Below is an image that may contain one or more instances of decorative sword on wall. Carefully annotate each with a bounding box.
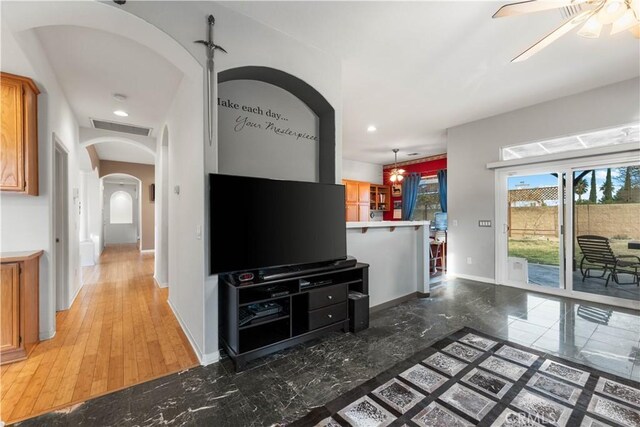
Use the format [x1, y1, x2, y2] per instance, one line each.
[195, 15, 227, 147]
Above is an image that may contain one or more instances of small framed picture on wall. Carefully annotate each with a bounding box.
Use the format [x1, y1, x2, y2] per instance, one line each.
[392, 184, 402, 197]
[393, 200, 402, 219]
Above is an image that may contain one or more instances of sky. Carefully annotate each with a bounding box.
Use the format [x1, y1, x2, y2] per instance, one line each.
[507, 168, 623, 201]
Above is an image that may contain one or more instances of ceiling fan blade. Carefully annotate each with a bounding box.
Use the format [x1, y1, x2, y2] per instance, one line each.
[512, 9, 593, 62]
[493, 0, 586, 18]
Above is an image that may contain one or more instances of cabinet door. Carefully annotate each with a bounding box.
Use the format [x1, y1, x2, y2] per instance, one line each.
[344, 181, 359, 203]
[358, 204, 370, 221]
[345, 204, 358, 222]
[0, 78, 25, 191]
[358, 182, 370, 203]
[0, 263, 20, 353]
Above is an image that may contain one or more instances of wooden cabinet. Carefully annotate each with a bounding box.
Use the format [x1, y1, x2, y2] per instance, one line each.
[370, 184, 391, 212]
[342, 180, 370, 221]
[0, 250, 42, 365]
[1, 72, 40, 195]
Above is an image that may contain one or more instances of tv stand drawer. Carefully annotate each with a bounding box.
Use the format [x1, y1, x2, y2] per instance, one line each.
[308, 283, 348, 310]
[308, 302, 347, 330]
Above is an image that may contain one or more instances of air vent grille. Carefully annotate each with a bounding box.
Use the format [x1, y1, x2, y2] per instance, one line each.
[91, 118, 152, 136]
[560, 3, 587, 19]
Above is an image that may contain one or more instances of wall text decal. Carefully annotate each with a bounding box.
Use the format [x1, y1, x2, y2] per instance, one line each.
[219, 97, 318, 142]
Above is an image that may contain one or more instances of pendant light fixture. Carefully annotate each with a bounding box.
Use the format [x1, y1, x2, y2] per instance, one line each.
[389, 149, 405, 183]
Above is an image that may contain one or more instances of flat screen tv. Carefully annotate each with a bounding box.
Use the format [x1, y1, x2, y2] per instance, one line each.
[209, 174, 347, 274]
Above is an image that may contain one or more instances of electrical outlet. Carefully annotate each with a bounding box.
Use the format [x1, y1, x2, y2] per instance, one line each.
[452, 219, 458, 227]
[196, 225, 202, 240]
[467, 257, 473, 265]
[478, 220, 492, 227]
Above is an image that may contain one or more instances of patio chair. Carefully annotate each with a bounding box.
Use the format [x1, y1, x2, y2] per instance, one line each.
[576, 235, 640, 287]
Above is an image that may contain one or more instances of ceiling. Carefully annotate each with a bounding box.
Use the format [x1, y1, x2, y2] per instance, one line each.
[222, 1, 640, 164]
[92, 141, 155, 165]
[34, 25, 183, 137]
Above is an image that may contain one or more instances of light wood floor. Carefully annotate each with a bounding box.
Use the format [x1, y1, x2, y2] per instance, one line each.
[0, 244, 198, 424]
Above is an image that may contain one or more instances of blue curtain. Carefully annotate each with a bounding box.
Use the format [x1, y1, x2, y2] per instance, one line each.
[401, 173, 420, 220]
[438, 169, 447, 213]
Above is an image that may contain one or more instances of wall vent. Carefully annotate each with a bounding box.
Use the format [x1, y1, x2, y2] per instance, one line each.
[90, 118, 152, 137]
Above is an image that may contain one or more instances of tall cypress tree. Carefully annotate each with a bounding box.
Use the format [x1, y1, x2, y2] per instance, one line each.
[589, 170, 597, 203]
[600, 168, 613, 203]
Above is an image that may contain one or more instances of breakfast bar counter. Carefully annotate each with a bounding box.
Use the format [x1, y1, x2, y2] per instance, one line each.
[346, 221, 430, 309]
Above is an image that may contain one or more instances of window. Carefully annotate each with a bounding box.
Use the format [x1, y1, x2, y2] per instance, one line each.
[110, 191, 133, 224]
[412, 176, 441, 222]
[500, 123, 639, 161]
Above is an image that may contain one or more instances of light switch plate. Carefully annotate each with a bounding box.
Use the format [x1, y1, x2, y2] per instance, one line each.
[478, 220, 492, 227]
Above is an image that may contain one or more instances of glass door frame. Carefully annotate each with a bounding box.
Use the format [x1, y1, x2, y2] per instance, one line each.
[496, 166, 566, 291]
[495, 151, 640, 310]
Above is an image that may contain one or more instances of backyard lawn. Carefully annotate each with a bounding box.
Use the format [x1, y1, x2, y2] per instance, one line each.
[508, 237, 637, 266]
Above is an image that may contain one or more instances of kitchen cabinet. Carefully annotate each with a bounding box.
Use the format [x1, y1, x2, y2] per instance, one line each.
[1, 72, 40, 195]
[342, 180, 370, 221]
[0, 250, 42, 364]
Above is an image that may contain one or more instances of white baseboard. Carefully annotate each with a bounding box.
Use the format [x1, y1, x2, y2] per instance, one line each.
[201, 350, 220, 366]
[67, 282, 83, 309]
[140, 249, 155, 254]
[39, 329, 56, 340]
[167, 298, 206, 365]
[449, 273, 496, 285]
[153, 277, 168, 288]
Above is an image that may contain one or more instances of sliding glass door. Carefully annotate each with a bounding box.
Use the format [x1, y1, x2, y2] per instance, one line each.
[502, 171, 565, 289]
[497, 158, 639, 308]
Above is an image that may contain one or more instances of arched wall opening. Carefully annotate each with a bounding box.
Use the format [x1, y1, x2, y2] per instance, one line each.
[218, 66, 336, 184]
[100, 173, 142, 250]
[1, 0, 204, 349]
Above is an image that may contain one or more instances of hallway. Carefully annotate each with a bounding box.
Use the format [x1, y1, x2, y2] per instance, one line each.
[0, 245, 198, 424]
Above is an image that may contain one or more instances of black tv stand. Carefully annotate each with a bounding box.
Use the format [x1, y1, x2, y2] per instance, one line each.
[219, 262, 369, 371]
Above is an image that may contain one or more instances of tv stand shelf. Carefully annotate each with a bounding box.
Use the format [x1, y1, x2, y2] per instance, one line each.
[219, 263, 369, 371]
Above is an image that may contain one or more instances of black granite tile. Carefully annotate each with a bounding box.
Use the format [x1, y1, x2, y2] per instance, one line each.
[16, 279, 640, 427]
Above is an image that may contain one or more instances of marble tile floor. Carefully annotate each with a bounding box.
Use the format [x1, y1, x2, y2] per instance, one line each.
[15, 278, 640, 426]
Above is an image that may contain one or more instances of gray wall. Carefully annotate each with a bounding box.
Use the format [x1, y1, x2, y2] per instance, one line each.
[218, 79, 319, 182]
[447, 77, 640, 281]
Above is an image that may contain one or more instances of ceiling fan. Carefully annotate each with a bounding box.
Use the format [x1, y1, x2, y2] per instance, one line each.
[494, 0, 640, 62]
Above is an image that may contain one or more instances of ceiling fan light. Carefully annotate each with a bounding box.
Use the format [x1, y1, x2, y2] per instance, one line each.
[390, 174, 397, 183]
[397, 175, 404, 182]
[597, 0, 626, 24]
[578, 15, 603, 38]
[611, 8, 639, 34]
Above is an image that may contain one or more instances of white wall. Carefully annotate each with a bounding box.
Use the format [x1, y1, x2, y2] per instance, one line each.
[447, 77, 640, 282]
[342, 159, 383, 184]
[118, 1, 343, 364]
[103, 183, 139, 245]
[0, 24, 85, 338]
[84, 169, 103, 259]
[218, 80, 320, 182]
[154, 140, 169, 287]
[162, 74, 207, 361]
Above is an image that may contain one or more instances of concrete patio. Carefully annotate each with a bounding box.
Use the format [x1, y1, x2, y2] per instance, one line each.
[528, 263, 640, 302]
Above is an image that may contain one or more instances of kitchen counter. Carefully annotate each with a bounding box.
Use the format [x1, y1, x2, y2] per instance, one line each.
[347, 220, 429, 229]
[346, 221, 430, 308]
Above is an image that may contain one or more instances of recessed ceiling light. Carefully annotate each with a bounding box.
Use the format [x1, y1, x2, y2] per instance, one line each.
[367, 125, 377, 133]
[113, 110, 128, 117]
[113, 93, 127, 102]
[407, 152, 420, 156]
